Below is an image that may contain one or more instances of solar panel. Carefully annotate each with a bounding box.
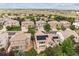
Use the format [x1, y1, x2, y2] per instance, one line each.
[37, 35, 48, 40]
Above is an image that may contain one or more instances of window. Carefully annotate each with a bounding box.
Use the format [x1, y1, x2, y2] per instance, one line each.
[53, 36, 58, 39]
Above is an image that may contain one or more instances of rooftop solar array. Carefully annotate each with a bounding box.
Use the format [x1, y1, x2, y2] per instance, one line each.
[37, 35, 48, 40]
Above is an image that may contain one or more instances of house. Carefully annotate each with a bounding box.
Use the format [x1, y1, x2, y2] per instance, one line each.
[8, 32, 31, 52]
[21, 20, 34, 32]
[73, 22, 79, 29]
[0, 26, 9, 49]
[4, 18, 20, 27]
[40, 17, 48, 21]
[57, 29, 79, 43]
[36, 20, 46, 31]
[60, 21, 71, 28]
[48, 20, 71, 30]
[48, 21, 59, 30]
[34, 30, 60, 53]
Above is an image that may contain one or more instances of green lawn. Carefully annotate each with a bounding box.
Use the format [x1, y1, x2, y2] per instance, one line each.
[6, 26, 21, 31]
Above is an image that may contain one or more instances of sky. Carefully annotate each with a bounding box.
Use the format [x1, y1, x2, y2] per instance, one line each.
[0, 3, 79, 10]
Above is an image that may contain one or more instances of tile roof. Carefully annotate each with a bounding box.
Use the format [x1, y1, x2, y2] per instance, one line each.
[10, 32, 31, 42]
[61, 29, 79, 42]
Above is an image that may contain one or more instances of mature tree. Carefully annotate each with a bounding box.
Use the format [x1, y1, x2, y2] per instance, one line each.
[8, 13, 11, 16]
[43, 47, 55, 56]
[67, 17, 75, 24]
[54, 15, 66, 22]
[41, 14, 45, 17]
[15, 50, 24, 56]
[61, 36, 76, 56]
[52, 46, 63, 56]
[15, 17, 25, 26]
[24, 48, 37, 56]
[70, 25, 76, 30]
[48, 14, 52, 19]
[28, 26, 36, 36]
[6, 26, 11, 30]
[11, 49, 25, 56]
[1, 13, 5, 17]
[74, 43, 79, 55]
[0, 48, 5, 52]
[44, 23, 51, 32]
[36, 17, 40, 21]
[37, 53, 47, 56]
[30, 16, 36, 24]
[13, 13, 18, 16]
[61, 25, 66, 31]
[56, 24, 61, 30]
[43, 46, 63, 56]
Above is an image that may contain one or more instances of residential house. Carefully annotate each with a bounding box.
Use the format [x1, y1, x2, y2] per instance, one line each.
[0, 26, 9, 49]
[8, 31, 18, 39]
[8, 32, 31, 52]
[4, 18, 20, 27]
[21, 20, 34, 32]
[73, 22, 79, 29]
[60, 21, 71, 28]
[34, 30, 60, 53]
[48, 20, 71, 30]
[57, 28, 79, 43]
[36, 20, 46, 31]
[48, 21, 59, 30]
[40, 17, 48, 21]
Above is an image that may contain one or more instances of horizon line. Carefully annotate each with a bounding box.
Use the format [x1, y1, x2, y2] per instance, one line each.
[0, 3, 79, 10]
